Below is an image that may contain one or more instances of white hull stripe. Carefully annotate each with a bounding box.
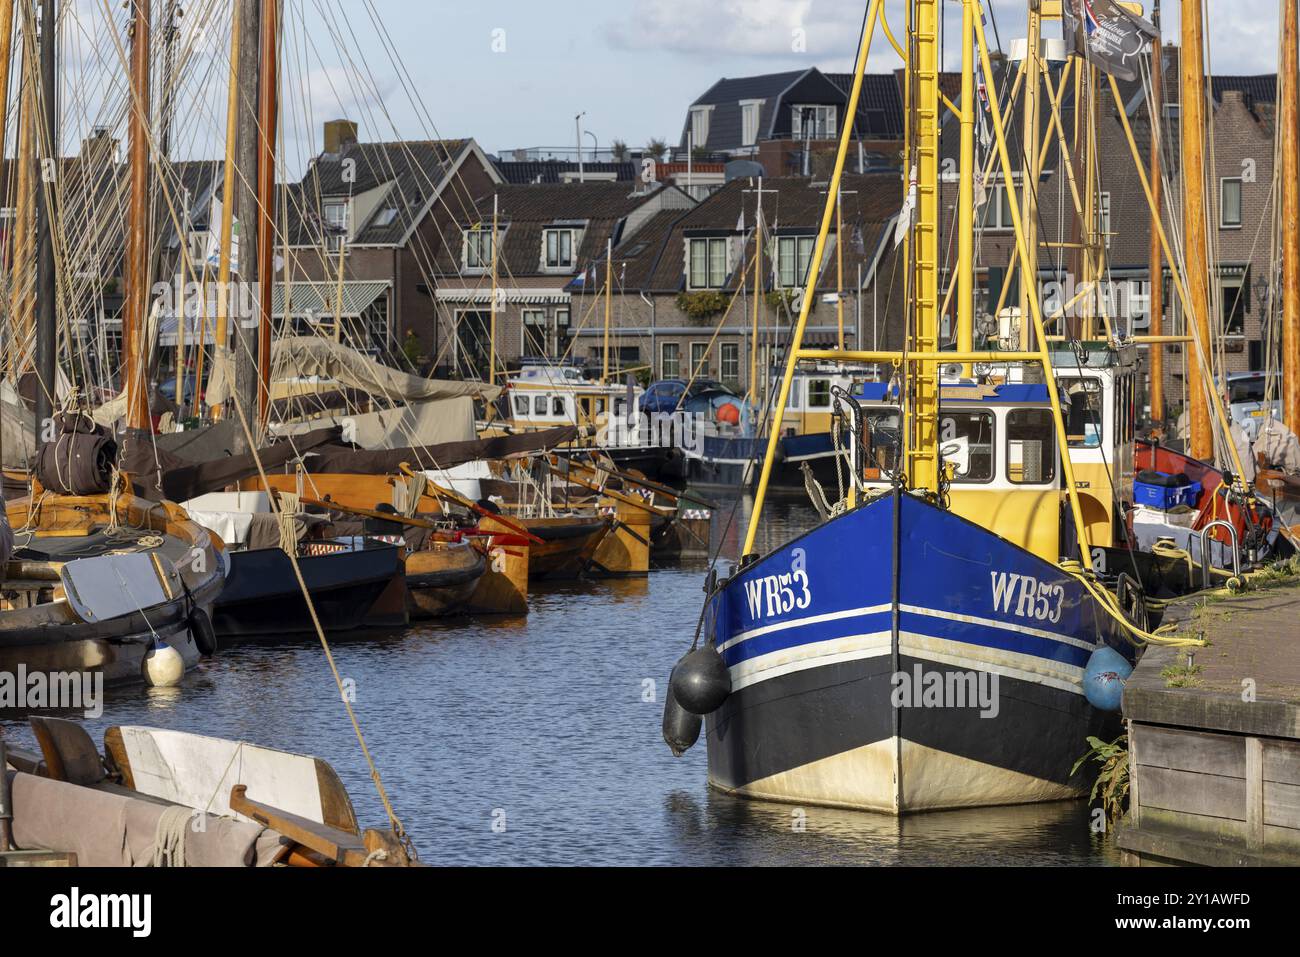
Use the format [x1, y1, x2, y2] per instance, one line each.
[721, 604, 891, 652]
[899, 604, 1098, 653]
[728, 629, 1085, 697]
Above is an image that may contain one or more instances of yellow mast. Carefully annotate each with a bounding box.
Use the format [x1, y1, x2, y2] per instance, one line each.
[749, 192, 762, 402]
[956, 0, 976, 368]
[1148, 1, 1164, 428]
[602, 237, 612, 381]
[212, 1, 240, 420]
[1283, 0, 1300, 430]
[835, 187, 846, 350]
[741, 0, 882, 557]
[1181, 0, 1213, 460]
[489, 192, 498, 384]
[907, 0, 941, 493]
[1018, 2, 1043, 348]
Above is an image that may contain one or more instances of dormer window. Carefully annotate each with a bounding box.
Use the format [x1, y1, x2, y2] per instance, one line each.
[323, 199, 349, 252]
[792, 104, 837, 140]
[739, 99, 765, 147]
[463, 226, 494, 270]
[544, 228, 576, 270]
[689, 105, 713, 149]
[776, 235, 815, 289]
[687, 236, 728, 289]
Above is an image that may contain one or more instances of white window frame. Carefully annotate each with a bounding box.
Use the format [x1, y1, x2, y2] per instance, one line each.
[690, 342, 709, 378]
[1220, 177, 1243, 229]
[521, 309, 547, 354]
[323, 199, 349, 252]
[1098, 191, 1111, 249]
[720, 342, 740, 386]
[687, 237, 729, 289]
[689, 105, 714, 150]
[739, 99, 765, 147]
[543, 228, 576, 270]
[776, 235, 815, 289]
[463, 227, 494, 270]
[660, 342, 682, 379]
[792, 104, 837, 141]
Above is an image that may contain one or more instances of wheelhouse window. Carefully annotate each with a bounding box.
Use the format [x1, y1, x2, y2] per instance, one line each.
[512, 394, 529, 417]
[939, 411, 994, 483]
[865, 409, 901, 474]
[1006, 408, 1057, 485]
[1061, 378, 1103, 448]
[544, 228, 576, 269]
[687, 237, 728, 289]
[464, 227, 493, 269]
[806, 377, 832, 410]
[1220, 177, 1243, 228]
[776, 235, 815, 289]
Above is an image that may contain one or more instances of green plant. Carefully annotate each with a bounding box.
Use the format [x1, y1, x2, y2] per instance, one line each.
[610, 139, 629, 163]
[1071, 733, 1129, 824]
[765, 289, 802, 314]
[1160, 650, 1204, 688]
[675, 290, 731, 321]
[645, 138, 669, 162]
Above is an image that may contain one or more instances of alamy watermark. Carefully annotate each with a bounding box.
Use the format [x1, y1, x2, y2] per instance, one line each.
[891, 664, 1000, 719]
[0, 667, 104, 718]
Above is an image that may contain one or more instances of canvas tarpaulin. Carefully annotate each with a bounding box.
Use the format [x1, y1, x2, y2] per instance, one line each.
[205, 335, 502, 407]
[1, 379, 35, 469]
[270, 396, 477, 448]
[297, 425, 579, 475]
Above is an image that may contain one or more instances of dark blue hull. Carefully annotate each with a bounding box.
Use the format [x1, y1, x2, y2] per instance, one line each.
[704, 490, 1127, 812]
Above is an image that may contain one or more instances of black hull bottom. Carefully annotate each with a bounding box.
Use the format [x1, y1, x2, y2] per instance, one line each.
[706, 653, 1118, 814]
[213, 545, 402, 640]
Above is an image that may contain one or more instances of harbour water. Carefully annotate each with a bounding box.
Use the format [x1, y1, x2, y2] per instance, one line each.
[1, 497, 1117, 866]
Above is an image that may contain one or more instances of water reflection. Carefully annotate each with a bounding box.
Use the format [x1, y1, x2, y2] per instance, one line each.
[0, 492, 1114, 865]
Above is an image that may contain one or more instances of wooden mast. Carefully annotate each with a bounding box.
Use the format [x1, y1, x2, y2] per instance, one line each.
[1181, 0, 1213, 461]
[1018, 2, 1043, 350]
[488, 192, 497, 383]
[9, 2, 31, 383]
[1148, 0, 1164, 429]
[123, 0, 152, 431]
[33, 0, 56, 434]
[1283, 0, 1300, 430]
[602, 237, 612, 381]
[210, 0, 240, 421]
[255, 0, 278, 429]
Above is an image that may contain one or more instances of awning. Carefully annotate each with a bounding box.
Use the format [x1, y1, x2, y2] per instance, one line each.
[272, 280, 391, 319]
[435, 286, 571, 305]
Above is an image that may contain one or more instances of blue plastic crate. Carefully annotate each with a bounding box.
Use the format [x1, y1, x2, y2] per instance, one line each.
[1133, 478, 1200, 510]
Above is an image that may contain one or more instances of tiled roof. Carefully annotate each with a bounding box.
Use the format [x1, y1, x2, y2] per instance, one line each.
[681, 70, 809, 152]
[824, 73, 906, 139]
[640, 173, 902, 293]
[494, 160, 637, 184]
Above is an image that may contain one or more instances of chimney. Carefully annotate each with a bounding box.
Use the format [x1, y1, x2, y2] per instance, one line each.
[80, 126, 120, 166]
[323, 119, 359, 155]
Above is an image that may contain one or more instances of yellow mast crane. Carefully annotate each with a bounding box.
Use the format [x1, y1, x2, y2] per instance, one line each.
[907, 0, 942, 494]
[956, 0, 976, 372]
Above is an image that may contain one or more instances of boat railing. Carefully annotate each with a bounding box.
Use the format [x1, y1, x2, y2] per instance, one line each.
[1197, 520, 1242, 590]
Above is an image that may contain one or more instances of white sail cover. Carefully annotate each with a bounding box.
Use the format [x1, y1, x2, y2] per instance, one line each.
[205, 336, 502, 407]
[1, 379, 35, 469]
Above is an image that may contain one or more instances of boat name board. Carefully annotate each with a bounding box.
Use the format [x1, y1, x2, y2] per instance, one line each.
[742, 548, 812, 620]
[989, 571, 1065, 625]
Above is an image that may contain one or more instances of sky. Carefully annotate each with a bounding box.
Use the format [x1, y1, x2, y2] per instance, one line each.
[313, 0, 1285, 158]
[46, 0, 1291, 171]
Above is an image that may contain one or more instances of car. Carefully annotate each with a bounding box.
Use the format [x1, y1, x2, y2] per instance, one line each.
[1226, 371, 1281, 440]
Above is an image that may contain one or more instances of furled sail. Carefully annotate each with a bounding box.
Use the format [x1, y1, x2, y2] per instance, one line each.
[204, 336, 503, 408]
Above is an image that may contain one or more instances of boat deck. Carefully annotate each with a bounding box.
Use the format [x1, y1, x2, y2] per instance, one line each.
[1117, 576, 1300, 865]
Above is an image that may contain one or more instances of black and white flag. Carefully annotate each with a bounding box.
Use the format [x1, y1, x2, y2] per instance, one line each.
[1061, 0, 1159, 82]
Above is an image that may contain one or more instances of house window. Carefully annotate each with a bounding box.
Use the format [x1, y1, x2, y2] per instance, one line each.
[720, 342, 739, 386]
[464, 228, 494, 269]
[689, 106, 712, 149]
[687, 237, 728, 289]
[740, 99, 764, 147]
[792, 104, 837, 140]
[522, 309, 547, 355]
[979, 183, 1015, 231]
[776, 235, 815, 289]
[1220, 268, 1249, 336]
[1098, 192, 1111, 249]
[544, 229, 575, 269]
[323, 199, 348, 251]
[690, 342, 709, 378]
[1220, 177, 1243, 228]
[661, 342, 681, 379]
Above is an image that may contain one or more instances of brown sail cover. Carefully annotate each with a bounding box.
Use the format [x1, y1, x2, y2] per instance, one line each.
[122, 424, 578, 501]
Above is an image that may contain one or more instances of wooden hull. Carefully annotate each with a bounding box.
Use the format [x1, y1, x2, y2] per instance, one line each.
[588, 502, 652, 577]
[213, 542, 404, 639]
[521, 516, 611, 580]
[1, 489, 226, 687]
[405, 542, 486, 618]
[463, 518, 530, 615]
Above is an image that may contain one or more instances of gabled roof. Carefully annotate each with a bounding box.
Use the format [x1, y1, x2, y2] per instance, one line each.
[639, 173, 901, 293]
[680, 69, 809, 152]
[824, 73, 907, 139]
